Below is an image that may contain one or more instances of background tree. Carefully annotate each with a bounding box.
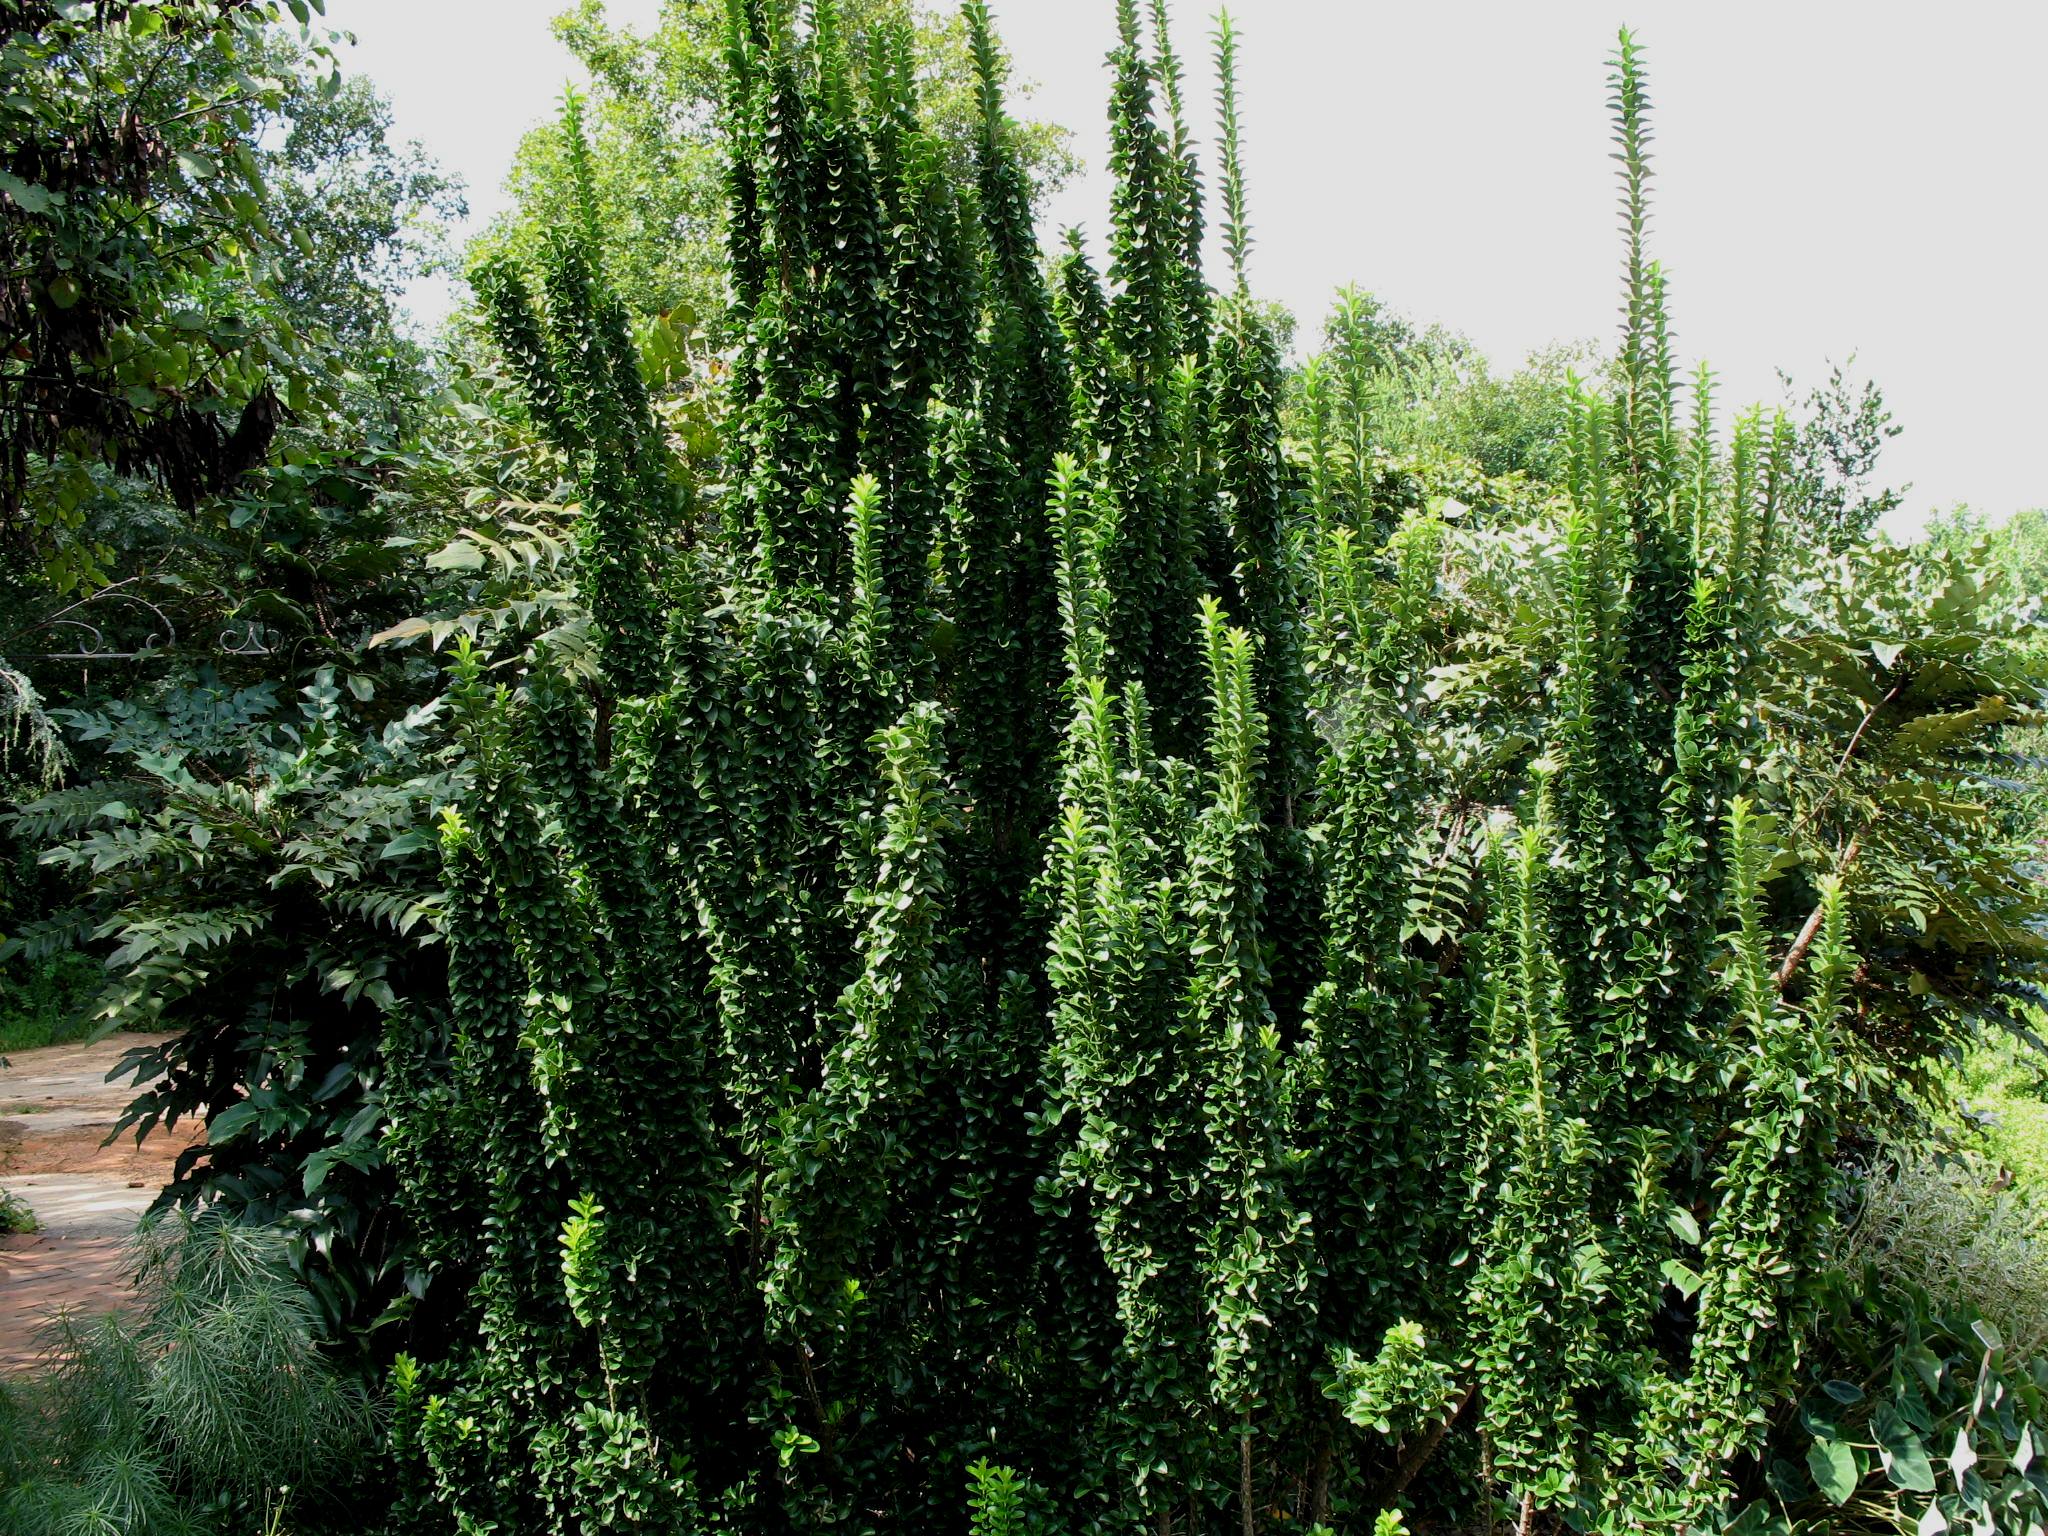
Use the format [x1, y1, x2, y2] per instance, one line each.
[1, 0, 483, 1345]
[471, 0, 1076, 334]
[1779, 357, 1906, 554]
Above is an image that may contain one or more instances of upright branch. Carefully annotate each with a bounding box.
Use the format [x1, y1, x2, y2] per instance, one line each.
[1213, 10, 1250, 295]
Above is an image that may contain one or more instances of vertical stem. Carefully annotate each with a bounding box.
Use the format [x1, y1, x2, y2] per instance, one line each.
[1240, 1418, 1256, 1536]
[1310, 1429, 1334, 1525]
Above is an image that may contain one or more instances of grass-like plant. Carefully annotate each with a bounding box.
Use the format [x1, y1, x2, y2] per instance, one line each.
[1841, 1146, 2048, 1362]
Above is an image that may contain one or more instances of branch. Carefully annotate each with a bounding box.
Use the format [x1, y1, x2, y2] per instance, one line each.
[1792, 678, 1904, 838]
[1377, 1382, 1477, 1505]
[1774, 833, 1861, 992]
[1775, 673, 1903, 992]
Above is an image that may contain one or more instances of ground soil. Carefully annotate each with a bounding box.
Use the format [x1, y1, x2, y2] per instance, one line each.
[0, 1034, 201, 1371]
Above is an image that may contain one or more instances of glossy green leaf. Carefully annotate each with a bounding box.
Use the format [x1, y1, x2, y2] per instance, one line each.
[1808, 1435, 1859, 1505]
[1876, 1406, 1939, 1493]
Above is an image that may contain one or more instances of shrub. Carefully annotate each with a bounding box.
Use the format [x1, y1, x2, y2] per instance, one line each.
[8, 675, 458, 1341]
[1840, 1149, 2048, 1362]
[0, 1186, 34, 1234]
[0, 1208, 376, 1535]
[379, 7, 1897, 1531]
[0, 948, 102, 1053]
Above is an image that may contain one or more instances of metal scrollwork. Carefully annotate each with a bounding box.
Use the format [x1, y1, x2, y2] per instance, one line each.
[30, 580, 177, 662]
[217, 619, 275, 657]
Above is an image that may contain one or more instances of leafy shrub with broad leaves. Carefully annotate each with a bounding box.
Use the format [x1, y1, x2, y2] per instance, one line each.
[1759, 540, 2047, 1073]
[1770, 1268, 2048, 1535]
[6, 669, 461, 1341]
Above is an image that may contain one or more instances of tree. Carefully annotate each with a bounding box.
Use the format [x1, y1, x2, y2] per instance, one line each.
[0, 0, 325, 572]
[1779, 357, 1906, 553]
[473, 0, 1077, 334]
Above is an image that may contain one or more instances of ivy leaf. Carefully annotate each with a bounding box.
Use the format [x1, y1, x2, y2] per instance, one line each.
[1807, 1435, 1859, 1505]
[1822, 1379, 1866, 1405]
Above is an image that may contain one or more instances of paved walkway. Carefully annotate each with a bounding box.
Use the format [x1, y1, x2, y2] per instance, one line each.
[1, 1034, 198, 1371]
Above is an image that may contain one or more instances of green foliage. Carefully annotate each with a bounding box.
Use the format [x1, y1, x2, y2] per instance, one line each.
[1927, 506, 2048, 613]
[0, 4, 2014, 1534]
[0, 945, 99, 1051]
[1842, 1148, 2048, 1364]
[1760, 538, 2048, 1070]
[1326, 1322, 1458, 1441]
[0, 1207, 375, 1534]
[0, 14, 484, 1359]
[1779, 358, 1906, 554]
[965, 1460, 1055, 1536]
[7, 671, 460, 1339]
[2, 660, 68, 789]
[1957, 1034, 2048, 1197]
[0, 1183, 35, 1233]
[1288, 292, 1592, 488]
[1769, 1268, 2048, 1536]
[476, 0, 1075, 335]
[0, 0, 350, 573]
[367, 13, 1956, 1533]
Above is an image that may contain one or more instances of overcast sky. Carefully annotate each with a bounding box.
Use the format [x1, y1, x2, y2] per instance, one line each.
[336, 0, 2048, 530]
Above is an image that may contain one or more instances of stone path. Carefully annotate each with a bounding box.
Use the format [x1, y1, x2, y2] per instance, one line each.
[1, 1034, 198, 1371]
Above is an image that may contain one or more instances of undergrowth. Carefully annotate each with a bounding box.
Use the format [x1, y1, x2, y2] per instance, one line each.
[1958, 1028, 2048, 1195]
[0, 950, 102, 1054]
[0, 1208, 377, 1535]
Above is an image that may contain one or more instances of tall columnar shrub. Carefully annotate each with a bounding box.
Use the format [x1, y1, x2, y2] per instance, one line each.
[386, 11, 1866, 1532]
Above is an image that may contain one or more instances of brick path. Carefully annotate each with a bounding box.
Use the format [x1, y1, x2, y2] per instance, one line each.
[0, 1233, 131, 1369]
[0, 1034, 197, 1372]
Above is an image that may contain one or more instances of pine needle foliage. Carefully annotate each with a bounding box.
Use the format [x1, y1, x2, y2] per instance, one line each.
[0, 1209, 375, 1535]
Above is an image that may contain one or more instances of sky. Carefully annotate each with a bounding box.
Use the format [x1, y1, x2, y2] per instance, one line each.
[334, 0, 2048, 531]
